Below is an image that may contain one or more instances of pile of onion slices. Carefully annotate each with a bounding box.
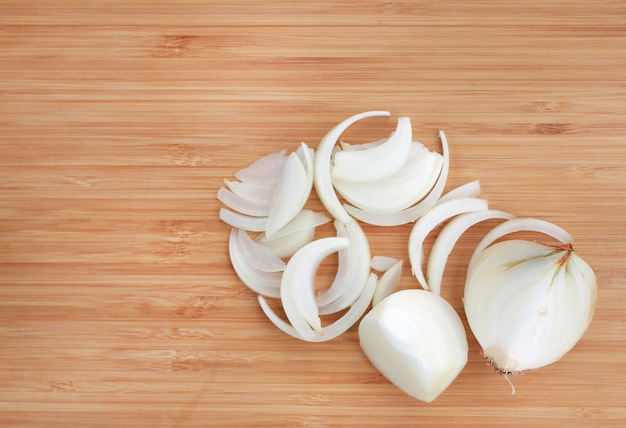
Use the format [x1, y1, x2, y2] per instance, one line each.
[217, 111, 597, 402]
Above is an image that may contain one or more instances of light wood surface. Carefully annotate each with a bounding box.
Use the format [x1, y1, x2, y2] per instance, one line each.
[1, 1, 625, 426]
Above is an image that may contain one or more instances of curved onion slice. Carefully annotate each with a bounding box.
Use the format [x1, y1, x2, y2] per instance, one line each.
[258, 272, 378, 342]
[332, 117, 412, 182]
[372, 258, 403, 307]
[235, 149, 288, 185]
[317, 219, 371, 315]
[438, 180, 482, 203]
[426, 209, 514, 295]
[371, 255, 401, 273]
[223, 179, 275, 206]
[408, 197, 489, 291]
[235, 227, 286, 272]
[333, 145, 443, 214]
[265, 145, 314, 237]
[280, 237, 350, 339]
[343, 130, 451, 226]
[217, 186, 271, 217]
[467, 218, 575, 277]
[314, 111, 391, 223]
[256, 210, 330, 259]
[228, 228, 282, 298]
[219, 208, 266, 232]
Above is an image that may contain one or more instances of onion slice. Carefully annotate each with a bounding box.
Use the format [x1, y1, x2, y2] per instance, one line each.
[235, 149, 288, 185]
[371, 255, 401, 273]
[256, 210, 330, 258]
[219, 207, 266, 232]
[317, 219, 371, 315]
[258, 272, 378, 342]
[333, 145, 443, 214]
[408, 197, 489, 291]
[372, 258, 403, 306]
[217, 186, 270, 217]
[332, 117, 412, 182]
[223, 179, 275, 205]
[280, 237, 350, 339]
[343, 130, 451, 226]
[265, 145, 314, 237]
[426, 210, 514, 295]
[235, 227, 286, 272]
[228, 228, 282, 298]
[314, 111, 391, 223]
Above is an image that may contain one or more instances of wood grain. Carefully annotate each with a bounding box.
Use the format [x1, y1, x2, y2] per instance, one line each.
[1, 1, 625, 426]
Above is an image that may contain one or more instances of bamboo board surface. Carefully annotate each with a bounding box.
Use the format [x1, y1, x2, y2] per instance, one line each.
[1, 1, 626, 426]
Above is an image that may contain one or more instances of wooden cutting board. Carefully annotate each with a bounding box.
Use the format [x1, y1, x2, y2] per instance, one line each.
[1, 1, 625, 426]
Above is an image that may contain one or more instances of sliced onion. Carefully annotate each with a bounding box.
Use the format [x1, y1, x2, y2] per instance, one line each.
[332, 117, 412, 182]
[228, 228, 282, 298]
[408, 197, 489, 291]
[438, 180, 482, 203]
[235, 149, 288, 186]
[314, 111, 391, 223]
[343, 130, 451, 226]
[219, 207, 266, 232]
[223, 179, 275, 206]
[371, 255, 401, 273]
[333, 145, 443, 214]
[265, 150, 312, 237]
[217, 186, 270, 217]
[256, 210, 330, 259]
[317, 219, 371, 315]
[258, 272, 378, 342]
[235, 227, 286, 272]
[467, 218, 576, 277]
[281, 237, 350, 339]
[426, 210, 514, 295]
[372, 259, 403, 306]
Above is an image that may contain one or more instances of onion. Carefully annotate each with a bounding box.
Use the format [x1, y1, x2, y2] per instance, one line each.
[372, 258, 403, 307]
[314, 111, 391, 223]
[463, 218, 596, 392]
[228, 228, 282, 298]
[343, 130, 450, 226]
[331, 116, 412, 182]
[408, 197, 489, 291]
[359, 289, 468, 403]
[426, 209, 514, 295]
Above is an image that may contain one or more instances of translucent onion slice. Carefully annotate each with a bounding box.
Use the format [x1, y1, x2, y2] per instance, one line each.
[372, 258, 403, 307]
[408, 197, 489, 291]
[314, 111, 391, 223]
[223, 179, 275, 206]
[235, 227, 286, 273]
[280, 237, 350, 339]
[256, 210, 331, 259]
[228, 228, 282, 298]
[258, 272, 378, 342]
[265, 148, 313, 237]
[317, 219, 371, 315]
[343, 130, 451, 226]
[437, 180, 482, 203]
[219, 207, 266, 232]
[426, 210, 514, 295]
[217, 186, 271, 217]
[467, 217, 576, 278]
[235, 149, 288, 186]
[371, 255, 401, 273]
[339, 138, 386, 151]
[333, 145, 443, 214]
[332, 117, 412, 183]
